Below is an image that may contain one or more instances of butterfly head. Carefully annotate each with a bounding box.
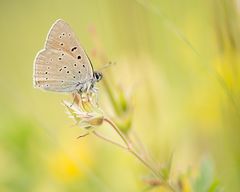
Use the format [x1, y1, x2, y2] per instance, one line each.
[93, 71, 103, 82]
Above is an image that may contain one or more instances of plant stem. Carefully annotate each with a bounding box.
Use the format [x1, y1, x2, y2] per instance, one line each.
[103, 79, 122, 115]
[103, 117, 177, 192]
[93, 130, 128, 150]
[103, 118, 130, 149]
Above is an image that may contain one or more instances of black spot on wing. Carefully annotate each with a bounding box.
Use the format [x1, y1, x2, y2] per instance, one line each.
[71, 47, 77, 52]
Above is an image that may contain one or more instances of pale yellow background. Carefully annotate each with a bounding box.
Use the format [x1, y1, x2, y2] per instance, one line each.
[0, 0, 240, 191]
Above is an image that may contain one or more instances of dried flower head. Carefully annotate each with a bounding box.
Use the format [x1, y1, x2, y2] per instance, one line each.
[63, 92, 104, 130]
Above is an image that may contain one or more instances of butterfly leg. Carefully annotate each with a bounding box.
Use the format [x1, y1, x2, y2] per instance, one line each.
[70, 92, 78, 107]
[79, 93, 91, 112]
[90, 92, 98, 107]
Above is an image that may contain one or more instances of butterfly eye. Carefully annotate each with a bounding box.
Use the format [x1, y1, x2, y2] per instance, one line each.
[94, 72, 102, 81]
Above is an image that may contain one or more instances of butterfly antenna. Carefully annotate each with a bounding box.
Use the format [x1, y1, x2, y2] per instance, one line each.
[97, 61, 116, 72]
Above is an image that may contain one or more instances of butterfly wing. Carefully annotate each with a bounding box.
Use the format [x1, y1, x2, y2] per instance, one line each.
[33, 49, 90, 92]
[45, 19, 93, 81]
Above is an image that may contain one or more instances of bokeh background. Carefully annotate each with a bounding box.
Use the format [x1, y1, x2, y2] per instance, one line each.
[0, 0, 240, 191]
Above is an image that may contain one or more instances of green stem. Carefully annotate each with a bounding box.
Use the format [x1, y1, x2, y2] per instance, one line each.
[103, 79, 121, 115]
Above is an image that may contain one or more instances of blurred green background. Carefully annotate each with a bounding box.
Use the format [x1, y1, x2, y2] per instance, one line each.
[0, 0, 240, 191]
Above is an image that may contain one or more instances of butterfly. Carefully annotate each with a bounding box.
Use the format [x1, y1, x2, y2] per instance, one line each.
[33, 19, 102, 94]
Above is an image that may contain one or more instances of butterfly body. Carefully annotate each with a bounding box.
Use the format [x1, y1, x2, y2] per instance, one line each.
[33, 19, 102, 94]
[75, 71, 102, 93]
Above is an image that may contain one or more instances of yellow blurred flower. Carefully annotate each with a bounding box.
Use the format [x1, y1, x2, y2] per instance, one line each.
[47, 143, 92, 183]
